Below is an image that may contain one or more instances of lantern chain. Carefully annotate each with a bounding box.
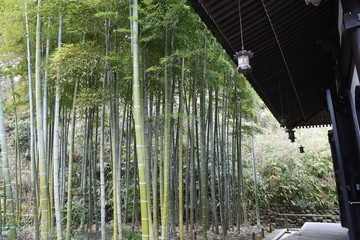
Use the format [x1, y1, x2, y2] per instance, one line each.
[278, 74, 284, 117]
[237, 0, 244, 50]
[261, 0, 306, 120]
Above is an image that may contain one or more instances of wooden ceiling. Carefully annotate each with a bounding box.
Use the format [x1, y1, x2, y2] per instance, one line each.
[189, 0, 339, 128]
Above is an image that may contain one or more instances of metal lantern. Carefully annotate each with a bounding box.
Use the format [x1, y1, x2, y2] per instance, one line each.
[285, 128, 296, 142]
[280, 116, 288, 128]
[299, 145, 305, 153]
[304, 0, 321, 6]
[234, 50, 254, 74]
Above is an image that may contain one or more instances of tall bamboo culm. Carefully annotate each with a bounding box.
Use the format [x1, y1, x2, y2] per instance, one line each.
[25, 3, 40, 239]
[35, 0, 50, 238]
[178, 57, 185, 240]
[200, 39, 208, 239]
[65, 80, 79, 240]
[53, 11, 63, 240]
[0, 80, 16, 239]
[161, 28, 171, 240]
[100, 53, 107, 240]
[131, 0, 151, 239]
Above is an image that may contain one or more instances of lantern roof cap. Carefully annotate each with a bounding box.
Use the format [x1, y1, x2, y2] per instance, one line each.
[234, 50, 254, 59]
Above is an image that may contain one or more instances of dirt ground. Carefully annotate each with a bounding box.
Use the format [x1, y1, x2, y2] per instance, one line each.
[75, 227, 267, 240]
[18, 224, 270, 239]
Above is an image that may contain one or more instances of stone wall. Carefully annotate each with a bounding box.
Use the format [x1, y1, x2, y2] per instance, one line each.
[257, 205, 340, 228]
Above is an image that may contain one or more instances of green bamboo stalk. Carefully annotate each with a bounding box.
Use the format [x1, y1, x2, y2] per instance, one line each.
[9, 75, 20, 225]
[25, 3, 39, 239]
[208, 87, 219, 234]
[110, 97, 119, 240]
[124, 111, 131, 225]
[65, 79, 79, 240]
[152, 97, 160, 240]
[132, 141, 140, 227]
[99, 83, 106, 240]
[100, 16, 110, 240]
[43, 18, 50, 177]
[131, 1, 150, 239]
[230, 117, 237, 228]
[80, 108, 89, 232]
[161, 27, 171, 240]
[53, 11, 63, 240]
[185, 91, 190, 231]
[189, 73, 196, 240]
[167, 34, 175, 239]
[0, 80, 16, 240]
[43, 29, 54, 229]
[35, 0, 50, 238]
[236, 103, 246, 229]
[60, 108, 67, 206]
[178, 57, 185, 240]
[116, 92, 125, 240]
[142, 58, 154, 240]
[214, 91, 224, 233]
[159, 109, 164, 218]
[53, 84, 62, 239]
[251, 122, 260, 225]
[93, 108, 99, 232]
[86, 108, 95, 232]
[221, 78, 228, 236]
[200, 39, 208, 239]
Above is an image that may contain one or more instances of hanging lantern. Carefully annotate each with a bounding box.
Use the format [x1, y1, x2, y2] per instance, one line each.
[280, 116, 288, 128]
[304, 0, 321, 6]
[285, 128, 296, 142]
[299, 145, 305, 153]
[234, 50, 254, 74]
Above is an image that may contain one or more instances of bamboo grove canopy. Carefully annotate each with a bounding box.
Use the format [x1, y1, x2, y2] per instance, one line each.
[188, 0, 338, 129]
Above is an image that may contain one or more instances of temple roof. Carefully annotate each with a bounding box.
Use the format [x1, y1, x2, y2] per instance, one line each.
[189, 0, 339, 128]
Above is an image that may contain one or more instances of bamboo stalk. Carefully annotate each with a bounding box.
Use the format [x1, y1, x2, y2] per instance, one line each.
[53, 11, 63, 240]
[35, 0, 50, 238]
[200, 39, 208, 239]
[161, 28, 171, 240]
[131, 1, 151, 239]
[25, 3, 40, 239]
[65, 79, 79, 240]
[0, 80, 17, 240]
[178, 57, 185, 240]
[99, 85, 106, 240]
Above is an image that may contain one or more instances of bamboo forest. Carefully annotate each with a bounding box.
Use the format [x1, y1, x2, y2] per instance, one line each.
[0, 0, 338, 240]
